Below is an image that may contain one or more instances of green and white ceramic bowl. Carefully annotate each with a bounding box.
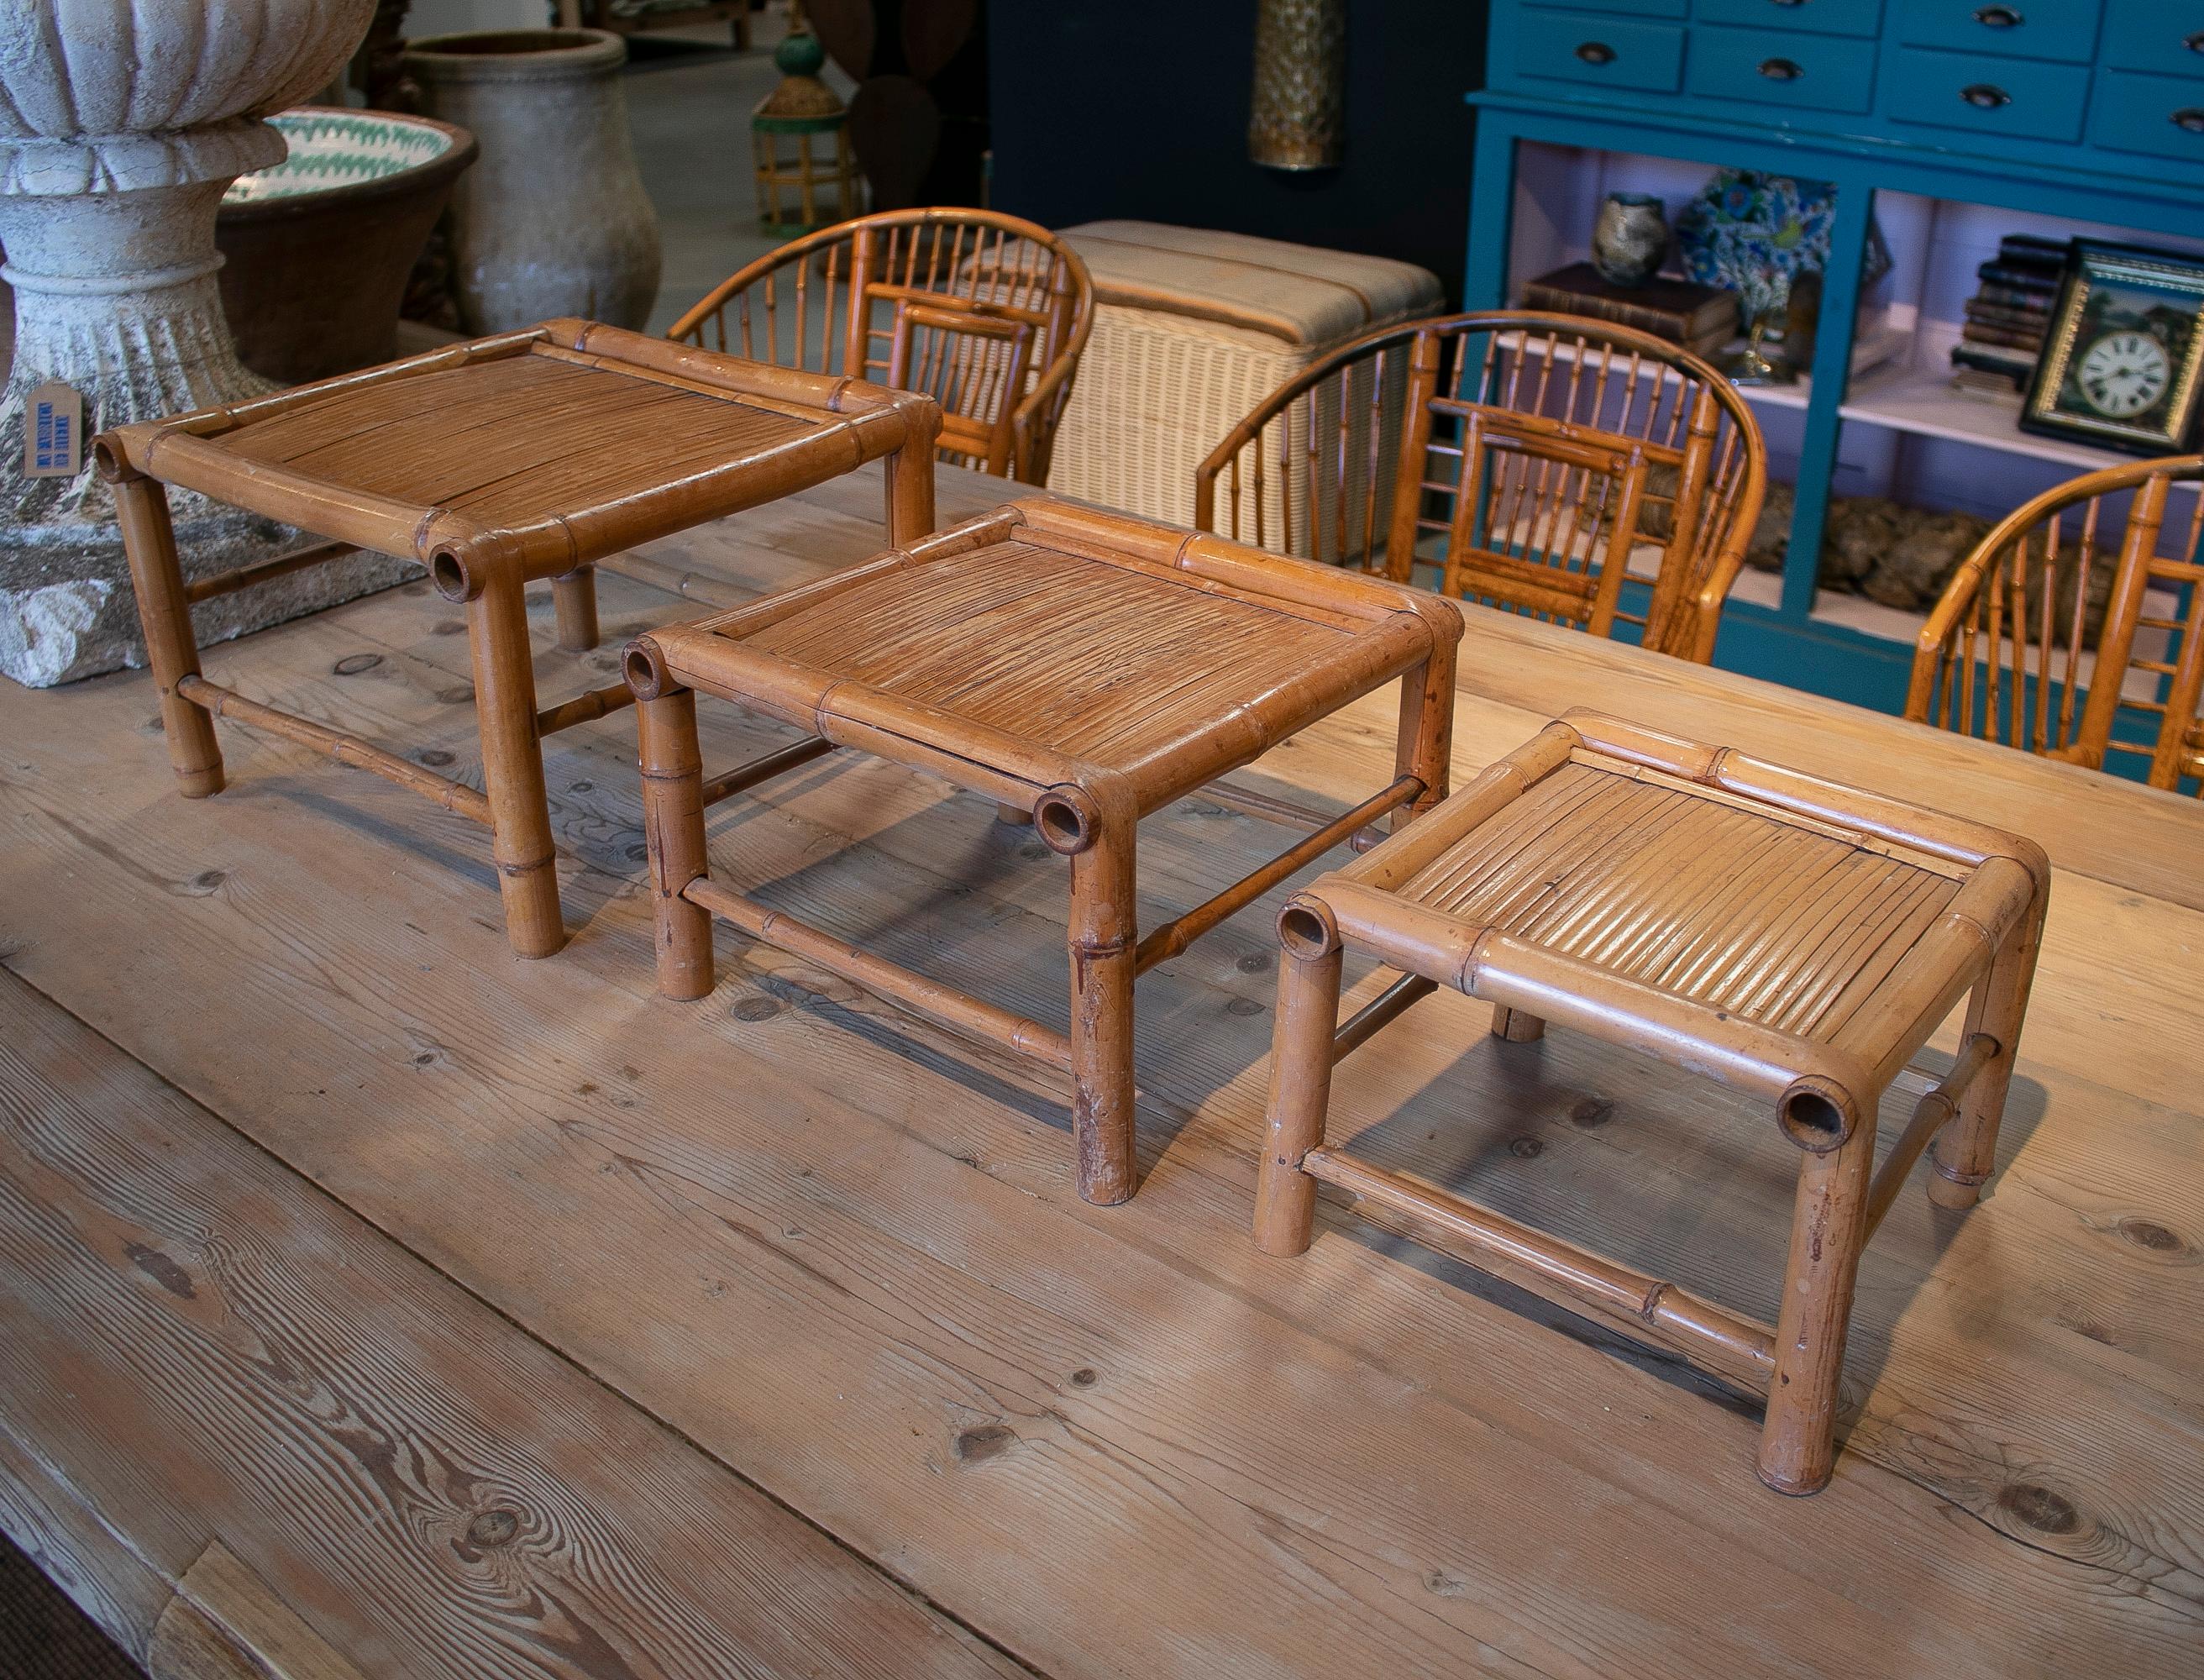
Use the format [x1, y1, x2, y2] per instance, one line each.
[225, 108, 475, 208]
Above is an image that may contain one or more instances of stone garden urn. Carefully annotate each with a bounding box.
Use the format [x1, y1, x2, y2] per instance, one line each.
[0, 0, 400, 688]
[403, 29, 662, 334]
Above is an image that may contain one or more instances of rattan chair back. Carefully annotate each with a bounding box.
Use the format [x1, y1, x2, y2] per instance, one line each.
[1907, 454, 2204, 794]
[1193, 310, 1766, 663]
[667, 207, 1094, 485]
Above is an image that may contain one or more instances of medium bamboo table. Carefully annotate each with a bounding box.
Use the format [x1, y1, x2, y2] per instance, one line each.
[1253, 709, 2049, 1494]
[96, 320, 941, 958]
[622, 498, 1463, 1205]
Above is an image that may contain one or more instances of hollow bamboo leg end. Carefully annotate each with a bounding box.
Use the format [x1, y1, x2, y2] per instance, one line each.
[1491, 1005, 1545, 1043]
[1254, 945, 1344, 1257]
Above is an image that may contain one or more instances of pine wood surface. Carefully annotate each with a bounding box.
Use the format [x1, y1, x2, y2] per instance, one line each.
[3, 463, 2201, 1677]
[0, 968, 1024, 1680]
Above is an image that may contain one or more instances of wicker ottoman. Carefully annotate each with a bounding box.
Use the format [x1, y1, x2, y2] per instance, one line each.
[1049, 222, 1440, 539]
[1254, 711, 2049, 1494]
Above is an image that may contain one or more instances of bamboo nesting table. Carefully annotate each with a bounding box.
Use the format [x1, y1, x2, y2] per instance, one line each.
[1254, 711, 2049, 1494]
[622, 499, 1463, 1204]
[97, 320, 940, 958]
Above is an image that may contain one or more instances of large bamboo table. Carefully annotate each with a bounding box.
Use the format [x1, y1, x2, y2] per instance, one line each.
[1, 464, 2200, 1679]
[97, 319, 939, 959]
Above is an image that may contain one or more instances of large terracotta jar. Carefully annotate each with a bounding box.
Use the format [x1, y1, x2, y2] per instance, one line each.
[402, 29, 662, 333]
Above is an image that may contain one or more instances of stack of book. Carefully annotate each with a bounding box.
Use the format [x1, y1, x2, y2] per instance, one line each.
[1521, 263, 1738, 358]
[1949, 234, 2065, 396]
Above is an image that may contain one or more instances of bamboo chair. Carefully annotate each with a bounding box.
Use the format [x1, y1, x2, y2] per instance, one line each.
[667, 207, 1095, 485]
[1194, 311, 1767, 664]
[1907, 454, 2204, 795]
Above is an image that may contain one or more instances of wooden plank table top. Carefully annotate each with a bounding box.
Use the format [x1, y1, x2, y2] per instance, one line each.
[3, 462, 2201, 1679]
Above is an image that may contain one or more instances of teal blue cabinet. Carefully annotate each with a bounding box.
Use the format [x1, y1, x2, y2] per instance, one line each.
[1468, 3, 2204, 722]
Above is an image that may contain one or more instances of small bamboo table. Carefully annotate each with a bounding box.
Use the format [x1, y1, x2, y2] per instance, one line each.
[1253, 710, 2049, 1494]
[622, 499, 1463, 1205]
[97, 320, 941, 959]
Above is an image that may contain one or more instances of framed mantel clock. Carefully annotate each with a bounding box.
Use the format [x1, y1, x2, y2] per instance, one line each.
[2023, 241, 2204, 457]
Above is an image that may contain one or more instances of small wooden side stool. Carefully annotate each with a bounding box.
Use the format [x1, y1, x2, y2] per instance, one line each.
[622, 498, 1463, 1205]
[1254, 710, 2049, 1494]
[97, 319, 940, 959]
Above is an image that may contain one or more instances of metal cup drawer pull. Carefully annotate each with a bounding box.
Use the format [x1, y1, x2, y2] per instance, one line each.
[1972, 5, 2023, 26]
[1574, 39, 1616, 65]
[1759, 57, 1804, 81]
[1961, 83, 2011, 109]
[2176, 108, 2204, 135]
[2188, 30, 2204, 53]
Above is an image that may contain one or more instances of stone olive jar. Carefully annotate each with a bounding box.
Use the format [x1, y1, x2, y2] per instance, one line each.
[403, 29, 662, 333]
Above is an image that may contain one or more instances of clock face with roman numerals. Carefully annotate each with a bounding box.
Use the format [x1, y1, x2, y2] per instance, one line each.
[2075, 329, 2171, 420]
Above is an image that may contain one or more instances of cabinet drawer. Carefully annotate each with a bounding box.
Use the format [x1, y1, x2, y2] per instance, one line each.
[1513, 0, 1686, 14]
[1684, 25, 1876, 113]
[1883, 46, 2089, 140]
[1514, 11, 1684, 92]
[1899, 0, 2102, 63]
[2088, 70, 2204, 162]
[2098, 12, 2204, 79]
[1693, 0, 1881, 39]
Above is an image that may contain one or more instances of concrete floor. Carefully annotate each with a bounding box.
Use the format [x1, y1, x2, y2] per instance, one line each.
[625, 13, 856, 337]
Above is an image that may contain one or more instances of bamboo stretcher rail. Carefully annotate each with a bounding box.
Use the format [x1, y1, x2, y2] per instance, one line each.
[174, 677, 492, 825]
[1863, 1033, 2002, 1239]
[1331, 974, 1438, 1062]
[1300, 1147, 1777, 1389]
[181, 539, 365, 605]
[699, 736, 837, 808]
[535, 682, 636, 738]
[1133, 776, 1423, 974]
[681, 875, 1076, 1073]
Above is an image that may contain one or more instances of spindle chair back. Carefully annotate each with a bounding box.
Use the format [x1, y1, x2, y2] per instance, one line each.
[1907, 454, 2204, 795]
[668, 207, 1094, 485]
[1194, 311, 1766, 663]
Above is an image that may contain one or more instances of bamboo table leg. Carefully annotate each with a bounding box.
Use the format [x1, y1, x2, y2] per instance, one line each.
[1254, 905, 1346, 1257]
[1060, 797, 1138, 1206]
[883, 412, 939, 548]
[1928, 899, 2045, 1210]
[552, 564, 601, 654]
[1759, 1113, 1876, 1494]
[465, 570, 564, 959]
[114, 474, 225, 799]
[637, 684, 716, 1001]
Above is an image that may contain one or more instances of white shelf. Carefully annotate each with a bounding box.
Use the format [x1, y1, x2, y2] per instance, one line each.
[1836, 369, 2200, 486]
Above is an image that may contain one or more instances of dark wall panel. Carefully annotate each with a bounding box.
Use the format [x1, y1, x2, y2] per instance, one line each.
[988, 3, 1485, 299]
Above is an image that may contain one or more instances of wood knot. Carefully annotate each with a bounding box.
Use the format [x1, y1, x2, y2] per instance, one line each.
[1225, 997, 1265, 1017]
[1509, 1136, 1543, 1159]
[436, 685, 475, 706]
[731, 995, 783, 1023]
[2117, 1217, 2188, 1255]
[1996, 1483, 2081, 1536]
[333, 654, 383, 676]
[953, 1425, 1016, 1463]
[1069, 1368, 1098, 1388]
[433, 620, 466, 636]
[125, 1243, 195, 1299]
[1570, 1097, 1615, 1127]
[417, 748, 456, 768]
[1236, 952, 1272, 974]
[465, 1508, 520, 1547]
